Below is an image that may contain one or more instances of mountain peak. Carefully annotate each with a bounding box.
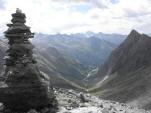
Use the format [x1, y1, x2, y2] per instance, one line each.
[126, 29, 141, 43]
[127, 30, 151, 43]
[129, 29, 140, 37]
[130, 29, 140, 35]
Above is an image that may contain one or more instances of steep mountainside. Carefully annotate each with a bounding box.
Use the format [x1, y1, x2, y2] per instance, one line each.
[34, 46, 87, 89]
[90, 30, 151, 109]
[0, 38, 87, 89]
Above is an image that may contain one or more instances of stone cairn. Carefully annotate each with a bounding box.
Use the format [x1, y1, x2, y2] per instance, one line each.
[0, 9, 58, 113]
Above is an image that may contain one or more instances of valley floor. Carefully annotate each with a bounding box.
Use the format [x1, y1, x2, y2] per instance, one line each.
[55, 88, 151, 113]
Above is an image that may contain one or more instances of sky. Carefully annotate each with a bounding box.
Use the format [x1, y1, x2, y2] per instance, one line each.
[0, 0, 151, 35]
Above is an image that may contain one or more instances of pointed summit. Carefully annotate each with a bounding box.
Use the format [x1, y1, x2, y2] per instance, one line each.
[126, 29, 141, 42]
[130, 29, 140, 35]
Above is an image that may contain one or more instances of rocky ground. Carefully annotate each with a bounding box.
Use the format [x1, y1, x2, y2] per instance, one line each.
[54, 88, 151, 113]
[0, 87, 150, 113]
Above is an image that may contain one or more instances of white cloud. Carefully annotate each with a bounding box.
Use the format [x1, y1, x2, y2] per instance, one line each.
[0, 0, 151, 35]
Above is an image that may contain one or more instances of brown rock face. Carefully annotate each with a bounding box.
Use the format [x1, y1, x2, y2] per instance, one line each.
[0, 9, 58, 112]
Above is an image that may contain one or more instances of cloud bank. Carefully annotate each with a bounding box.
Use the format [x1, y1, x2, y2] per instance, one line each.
[0, 0, 151, 35]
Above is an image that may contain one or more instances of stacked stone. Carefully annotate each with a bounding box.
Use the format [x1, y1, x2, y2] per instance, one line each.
[4, 9, 35, 75]
[0, 9, 58, 113]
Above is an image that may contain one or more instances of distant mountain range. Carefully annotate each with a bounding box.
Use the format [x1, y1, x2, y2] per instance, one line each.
[84, 31, 126, 45]
[33, 33, 118, 67]
[90, 30, 151, 110]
